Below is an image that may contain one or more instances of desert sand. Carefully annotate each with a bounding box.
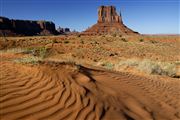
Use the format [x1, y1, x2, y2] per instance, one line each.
[0, 56, 180, 120]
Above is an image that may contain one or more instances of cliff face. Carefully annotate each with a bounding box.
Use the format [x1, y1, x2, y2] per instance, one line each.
[0, 16, 58, 36]
[83, 6, 139, 35]
[98, 6, 121, 23]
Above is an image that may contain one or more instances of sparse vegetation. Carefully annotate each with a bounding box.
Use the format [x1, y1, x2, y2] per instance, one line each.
[39, 47, 48, 58]
[121, 38, 128, 42]
[24, 47, 48, 58]
[52, 39, 58, 43]
[77, 34, 81, 37]
[80, 40, 84, 44]
[139, 39, 144, 42]
[97, 61, 114, 70]
[1, 35, 179, 79]
[150, 40, 158, 44]
[115, 59, 177, 77]
[14, 56, 41, 64]
[64, 40, 69, 44]
[0, 48, 25, 54]
[112, 33, 117, 37]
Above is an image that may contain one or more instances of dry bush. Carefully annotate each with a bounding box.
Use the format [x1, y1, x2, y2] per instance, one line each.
[115, 59, 177, 77]
[101, 62, 114, 69]
[23, 47, 49, 58]
[14, 56, 41, 64]
[0, 48, 25, 54]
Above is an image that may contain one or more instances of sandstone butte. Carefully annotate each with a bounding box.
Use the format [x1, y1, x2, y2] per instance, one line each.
[82, 6, 139, 35]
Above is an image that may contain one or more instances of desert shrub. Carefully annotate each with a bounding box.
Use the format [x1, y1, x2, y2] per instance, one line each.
[158, 62, 176, 77]
[112, 33, 117, 37]
[64, 40, 69, 44]
[117, 59, 139, 67]
[175, 61, 180, 65]
[77, 34, 81, 37]
[23, 47, 36, 55]
[139, 39, 144, 42]
[119, 34, 122, 37]
[0, 48, 25, 54]
[121, 38, 128, 42]
[111, 33, 122, 38]
[14, 56, 41, 64]
[52, 39, 58, 43]
[150, 40, 158, 44]
[110, 29, 122, 37]
[116, 59, 177, 77]
[80, 40, 84, 44]
[101, 62, 114, 70]
[138, 60, 176, 77]
[23, 47, 48, 58]
[137, 60, 162, 74]
[39, 47, 48, 58]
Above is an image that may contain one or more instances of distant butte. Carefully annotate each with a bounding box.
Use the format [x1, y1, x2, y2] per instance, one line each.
[82, 6, 139, 35]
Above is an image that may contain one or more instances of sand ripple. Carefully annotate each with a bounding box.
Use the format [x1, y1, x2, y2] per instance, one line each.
[0, 62, 180, 120]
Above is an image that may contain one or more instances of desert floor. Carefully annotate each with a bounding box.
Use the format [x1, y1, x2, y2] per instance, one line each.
[0, 35, 180, 120]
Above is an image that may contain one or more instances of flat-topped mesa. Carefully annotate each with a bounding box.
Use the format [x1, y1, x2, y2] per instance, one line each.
[98, 6, 122, 23]
[0, 16, 58, 36]
[82, 6, 139, 35]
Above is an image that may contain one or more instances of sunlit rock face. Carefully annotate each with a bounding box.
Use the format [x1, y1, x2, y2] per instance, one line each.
[83, 6, 139, 35]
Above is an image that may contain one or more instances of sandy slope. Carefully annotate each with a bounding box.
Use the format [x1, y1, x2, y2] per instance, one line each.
[0, 61, 180, 120]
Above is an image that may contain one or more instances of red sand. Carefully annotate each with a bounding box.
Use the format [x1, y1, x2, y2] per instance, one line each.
[0, 61, 180, 120]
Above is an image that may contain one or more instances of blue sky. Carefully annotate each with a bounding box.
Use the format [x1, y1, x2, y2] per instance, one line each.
[1, 0, 179, 34]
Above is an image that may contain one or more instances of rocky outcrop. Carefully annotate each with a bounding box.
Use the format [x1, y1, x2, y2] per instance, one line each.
[82, 6, 139, 35]
[0, 16, 58, 36]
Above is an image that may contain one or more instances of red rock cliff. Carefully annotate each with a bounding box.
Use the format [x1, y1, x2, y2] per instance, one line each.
[0, 16, 58, 36]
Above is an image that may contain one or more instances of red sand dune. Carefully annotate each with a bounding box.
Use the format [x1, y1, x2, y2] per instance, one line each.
[0, 61, 180, 120]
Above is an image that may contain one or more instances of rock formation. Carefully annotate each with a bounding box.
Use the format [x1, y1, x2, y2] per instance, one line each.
[57, 26, 70, 34]
[82, 6, 139, 35]
[0, 16, 58, 36]
[98, 6, 121, 23]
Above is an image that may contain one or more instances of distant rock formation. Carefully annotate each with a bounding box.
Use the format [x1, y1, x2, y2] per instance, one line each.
[82, 6, 139, 35]
[57, 26, 70, 34]
[0, 16, 58, 36]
